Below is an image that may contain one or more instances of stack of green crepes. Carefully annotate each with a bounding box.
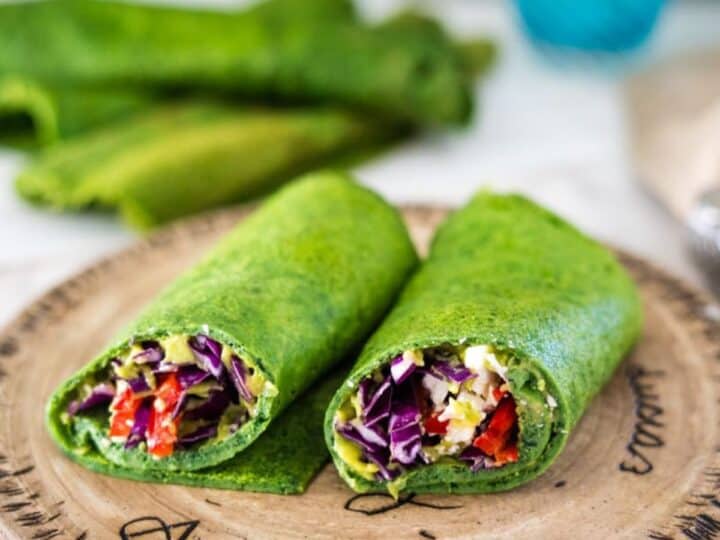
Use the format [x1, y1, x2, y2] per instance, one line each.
[47, 171, 642, 496]
[0, 0, 496, 230]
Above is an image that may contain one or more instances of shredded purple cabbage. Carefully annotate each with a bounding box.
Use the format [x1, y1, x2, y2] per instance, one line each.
[336, 422, 384, 454]
[365, 447, 399, 481]
[229, 356, 254, 403]
[124, 398, 152, 449]
[132, 341, 164, 364]
[337, 349, 505, 480]
[388, 392, 423, 465]
[153, 361, 179, 374]
[127, 375, 151, 394]
[357, 379, 372, 411]
[432, 359, 474, 384]
[356, 421, 388, 448]
[171, 393, 188, 420]
[390, 355, 416, 384]
[67, 383, 115, 416]
[178, 424, 218, 446]
[388, 400, 420, 432]
[362, 377, 392, 428]
[189, 334, 224, 379]
[177, 366, 210, 389]
[184, 389, 231, 421]
[459, 446, 490, 472]
[69, 333, 260, 454]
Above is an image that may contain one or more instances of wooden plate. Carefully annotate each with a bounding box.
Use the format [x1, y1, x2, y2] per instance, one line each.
[1, 205, 719, 540]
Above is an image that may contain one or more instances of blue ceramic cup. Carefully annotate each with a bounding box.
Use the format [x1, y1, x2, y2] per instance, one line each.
[514, 0, 667, 52]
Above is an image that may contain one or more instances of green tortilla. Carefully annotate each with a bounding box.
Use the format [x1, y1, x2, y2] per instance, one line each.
[325, 192, 642, 495]
[46, 171, 418, 491]
[0, 0, 471, 126]
[16, 103, 405, 230]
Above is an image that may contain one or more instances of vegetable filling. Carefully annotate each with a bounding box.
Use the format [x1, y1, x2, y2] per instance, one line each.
[334, 345, 521, 481]
[66, 334, 269, 459]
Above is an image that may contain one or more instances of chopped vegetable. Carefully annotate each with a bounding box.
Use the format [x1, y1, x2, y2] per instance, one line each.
[389, 388, 423, 465]
[132, 341, 164, 364]
[432, 359, 474, 384]
[472, 395, 518, 463]
[184, 390, 231, 421]
[67, 383, 115, 416]
[127, 375, 151, 394]
[125, 398, 152, 449]
[146, 373, 183, 458]
[390, 354, 416, 384]
[67, 332, 265, 458]
[177, 366, 210, 389]
[178, 424, 218, 446]
[362, 377, 392, 428]
[109, 387, 141, 439]
[458, 446, 489, 472]
[189, 335, 224, 379]
[423, 412, 449, 435]
[336, 344, 522, 481]
[229, 356, 254, 403]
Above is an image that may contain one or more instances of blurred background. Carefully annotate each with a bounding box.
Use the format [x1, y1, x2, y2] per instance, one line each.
[2, 0, 720, 324]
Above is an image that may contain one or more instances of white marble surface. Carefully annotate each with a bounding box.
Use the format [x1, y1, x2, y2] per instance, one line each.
[2, 0, 720, 326]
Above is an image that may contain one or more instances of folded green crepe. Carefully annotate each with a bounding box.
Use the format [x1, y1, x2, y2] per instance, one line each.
[12, 12, 495, 231]
[0, 0, 356, 148]
[0, 76, 155, 148]
[46, 171, 418, 491]
[0, 0, 471, 125]
[325, 193, 642, 496]
[16, 103, 404, 230]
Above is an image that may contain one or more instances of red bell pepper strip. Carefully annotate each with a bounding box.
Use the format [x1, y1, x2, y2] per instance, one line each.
[147, 373, 182, 458]
[109, 386, 140, 438]
[147, 407, 181, 458]
[472, 395, 518, 464]
[424, 412, 449, 435]
[495, 443, 519, 465]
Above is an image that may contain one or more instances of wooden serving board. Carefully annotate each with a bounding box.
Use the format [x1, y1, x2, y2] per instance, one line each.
[1, 206, 720, 539]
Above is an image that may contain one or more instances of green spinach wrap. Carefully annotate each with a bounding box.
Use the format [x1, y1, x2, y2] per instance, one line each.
[46, 171, 418, 488]
[16, 103, 403, 230]
[0, 0, 471, 125]
[325, 193, 642, 496]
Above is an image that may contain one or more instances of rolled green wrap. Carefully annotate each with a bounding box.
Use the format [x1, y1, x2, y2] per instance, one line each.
[16, 103, 404, 230]
[46, 171, 418, 490]
[325, 193, 642, 496]
[0, 0, 471, 125]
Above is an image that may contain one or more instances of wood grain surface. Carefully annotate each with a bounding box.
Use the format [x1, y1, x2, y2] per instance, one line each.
[0, 205, 718, 539]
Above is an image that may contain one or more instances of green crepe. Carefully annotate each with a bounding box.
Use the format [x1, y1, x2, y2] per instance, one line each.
[16, 103, 405, 230]
[0, 76, 154, 148]
[0, 0, 356, 147]
[0, 0, 471, 126]
[325, 193, 642, 496]
[12, 13, 496, 231]
[46, 171, 418, 491]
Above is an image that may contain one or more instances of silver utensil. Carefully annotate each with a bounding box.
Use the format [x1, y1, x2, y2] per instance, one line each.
[688, 189, 720, 294]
